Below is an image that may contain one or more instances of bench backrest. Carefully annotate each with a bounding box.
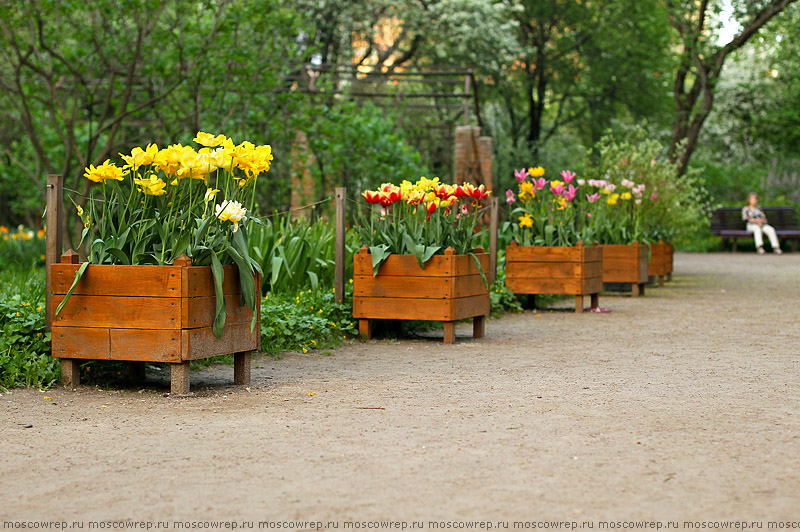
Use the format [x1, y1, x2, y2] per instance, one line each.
[711, 206, 799, 232]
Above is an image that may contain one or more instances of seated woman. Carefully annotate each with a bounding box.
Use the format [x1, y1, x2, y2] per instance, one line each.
[742, 193, 782, 254]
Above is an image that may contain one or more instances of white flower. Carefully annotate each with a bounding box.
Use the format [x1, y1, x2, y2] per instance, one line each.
[215, 200, 247, 233]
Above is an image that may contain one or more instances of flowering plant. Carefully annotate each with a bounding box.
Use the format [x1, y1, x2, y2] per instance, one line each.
[578, 176, 651, 244]
[581, 129, 708, 244]
[504, 167, 585, 246]
[58, 132, 272, 338]
[356, 177, 490, 275]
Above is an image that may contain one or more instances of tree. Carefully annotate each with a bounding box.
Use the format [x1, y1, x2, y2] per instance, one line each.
[666, 0, 798, 175]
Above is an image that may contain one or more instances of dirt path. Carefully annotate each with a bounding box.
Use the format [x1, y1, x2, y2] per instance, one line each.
[2, 253, 800, 525]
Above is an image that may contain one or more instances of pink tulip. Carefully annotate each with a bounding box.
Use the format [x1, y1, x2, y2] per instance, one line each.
[550, 182, 565, 195]
[514, 168, 529, 183]
[506, 189, 516, 205]
[560, 170, 576, 184]
[586, 192, 600, 203]
[587, 213, 592, 219]
[650, 192, 658, 201]
[533, 177, 547, 191]
[577, 179, 585, 186]
[563, 184, 578, 202]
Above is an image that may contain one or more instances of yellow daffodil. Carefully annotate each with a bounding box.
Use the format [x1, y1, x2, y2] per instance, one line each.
[120, 143, 158, 169]
[621, 192, 632, 200]
[519, 213, 534, 228]
[154, 144, 189, 177]
[519, 181, 534, 197]
[133, 176, 167, 196]
[194, 131, 227, 147]
[76, 205, 84, 216]
[84, 160, 127, 183]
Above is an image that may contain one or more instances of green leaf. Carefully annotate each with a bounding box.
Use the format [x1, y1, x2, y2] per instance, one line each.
[210, 252, 226, 339]
[55, 262, 89, 317]
[368, 245, 390, 276]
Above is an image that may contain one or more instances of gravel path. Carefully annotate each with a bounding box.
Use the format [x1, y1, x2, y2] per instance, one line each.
[2, 252, 799, 525]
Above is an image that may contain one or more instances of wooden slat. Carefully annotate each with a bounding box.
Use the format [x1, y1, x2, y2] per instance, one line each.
[52, 295, 181, 329]
[51, 264, 182, 296]
[451, 294, 490, 321]
[111, 329, 182, 363]
[353, 252, 489, 277]
[453, 275, 488, 298]
[51, 327, 110, 359]
[353, 274, 487, 299]
[507, 261, 593, 279]
[183, 322, 259, 360]
[354, 296, 453, 320]
[507, 277, 583, 295]
[184, 295, 256, 329]
[186, 265, 244, 297]
[354, 275, 453, 299]
[506, 245, 583, 262]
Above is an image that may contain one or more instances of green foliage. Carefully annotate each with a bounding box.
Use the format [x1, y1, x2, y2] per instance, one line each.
[248, 215, 358, 294]
[581, 128, 709, 244]
[489, 277, 523, 317]
[304, 101, 425, 194]
[0, 269, 57, 391]
[260, 289, 357, 355]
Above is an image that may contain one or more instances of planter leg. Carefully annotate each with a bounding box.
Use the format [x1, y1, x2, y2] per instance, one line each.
[359, 319, 372, 340]
[61, 359, 79, 389]
[632, 283, 640, 297]
[666, 273, 672, 282]
[128, 361, 146, 383]
[591, 293, 599, 308]
[658, 275, 664, 287]
[234, 351, 251, 386]
[473, 315, 485, 339]
[443, 321, 455, 344]
[575, 295, 584, 313]
[170, 362, 190, 395]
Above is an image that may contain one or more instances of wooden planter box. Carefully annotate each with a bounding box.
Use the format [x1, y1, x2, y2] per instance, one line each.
[353, 246, 490, 344]
[665, 243, 674, 282]
[505, 241, 602, 313]
[601, 242, 649, 296]
[50, 251, 260, 395]
[647, 240, 669, 287]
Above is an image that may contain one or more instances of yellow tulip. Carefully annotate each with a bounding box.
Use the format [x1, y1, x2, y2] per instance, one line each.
[528, 166, 545, 178]
[621, 192, 632, 200]
[84, 160, 127, 183]
[194, 132, 227, 147]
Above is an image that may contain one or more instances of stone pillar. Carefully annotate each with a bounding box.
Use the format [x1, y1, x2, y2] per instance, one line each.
[453, 125, 493, 192]
[477, 136, 493, 192]
[453, 125, 481, 183]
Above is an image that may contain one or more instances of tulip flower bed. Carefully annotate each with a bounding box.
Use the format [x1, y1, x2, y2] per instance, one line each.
[353, 246, 489, 344]
[51, 251, 260, 394]
[503, 168, 602, 312]
[355, 178, 490, 343]
[52, 132, 269, 392]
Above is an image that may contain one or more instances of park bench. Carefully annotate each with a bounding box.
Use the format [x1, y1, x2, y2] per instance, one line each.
[710, 206, 800, 252]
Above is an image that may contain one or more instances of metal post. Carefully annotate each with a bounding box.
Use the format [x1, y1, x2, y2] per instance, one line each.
[334, 188, 346, 304]
[45, 174, 64, 331]
[489, 196, 499, 285]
